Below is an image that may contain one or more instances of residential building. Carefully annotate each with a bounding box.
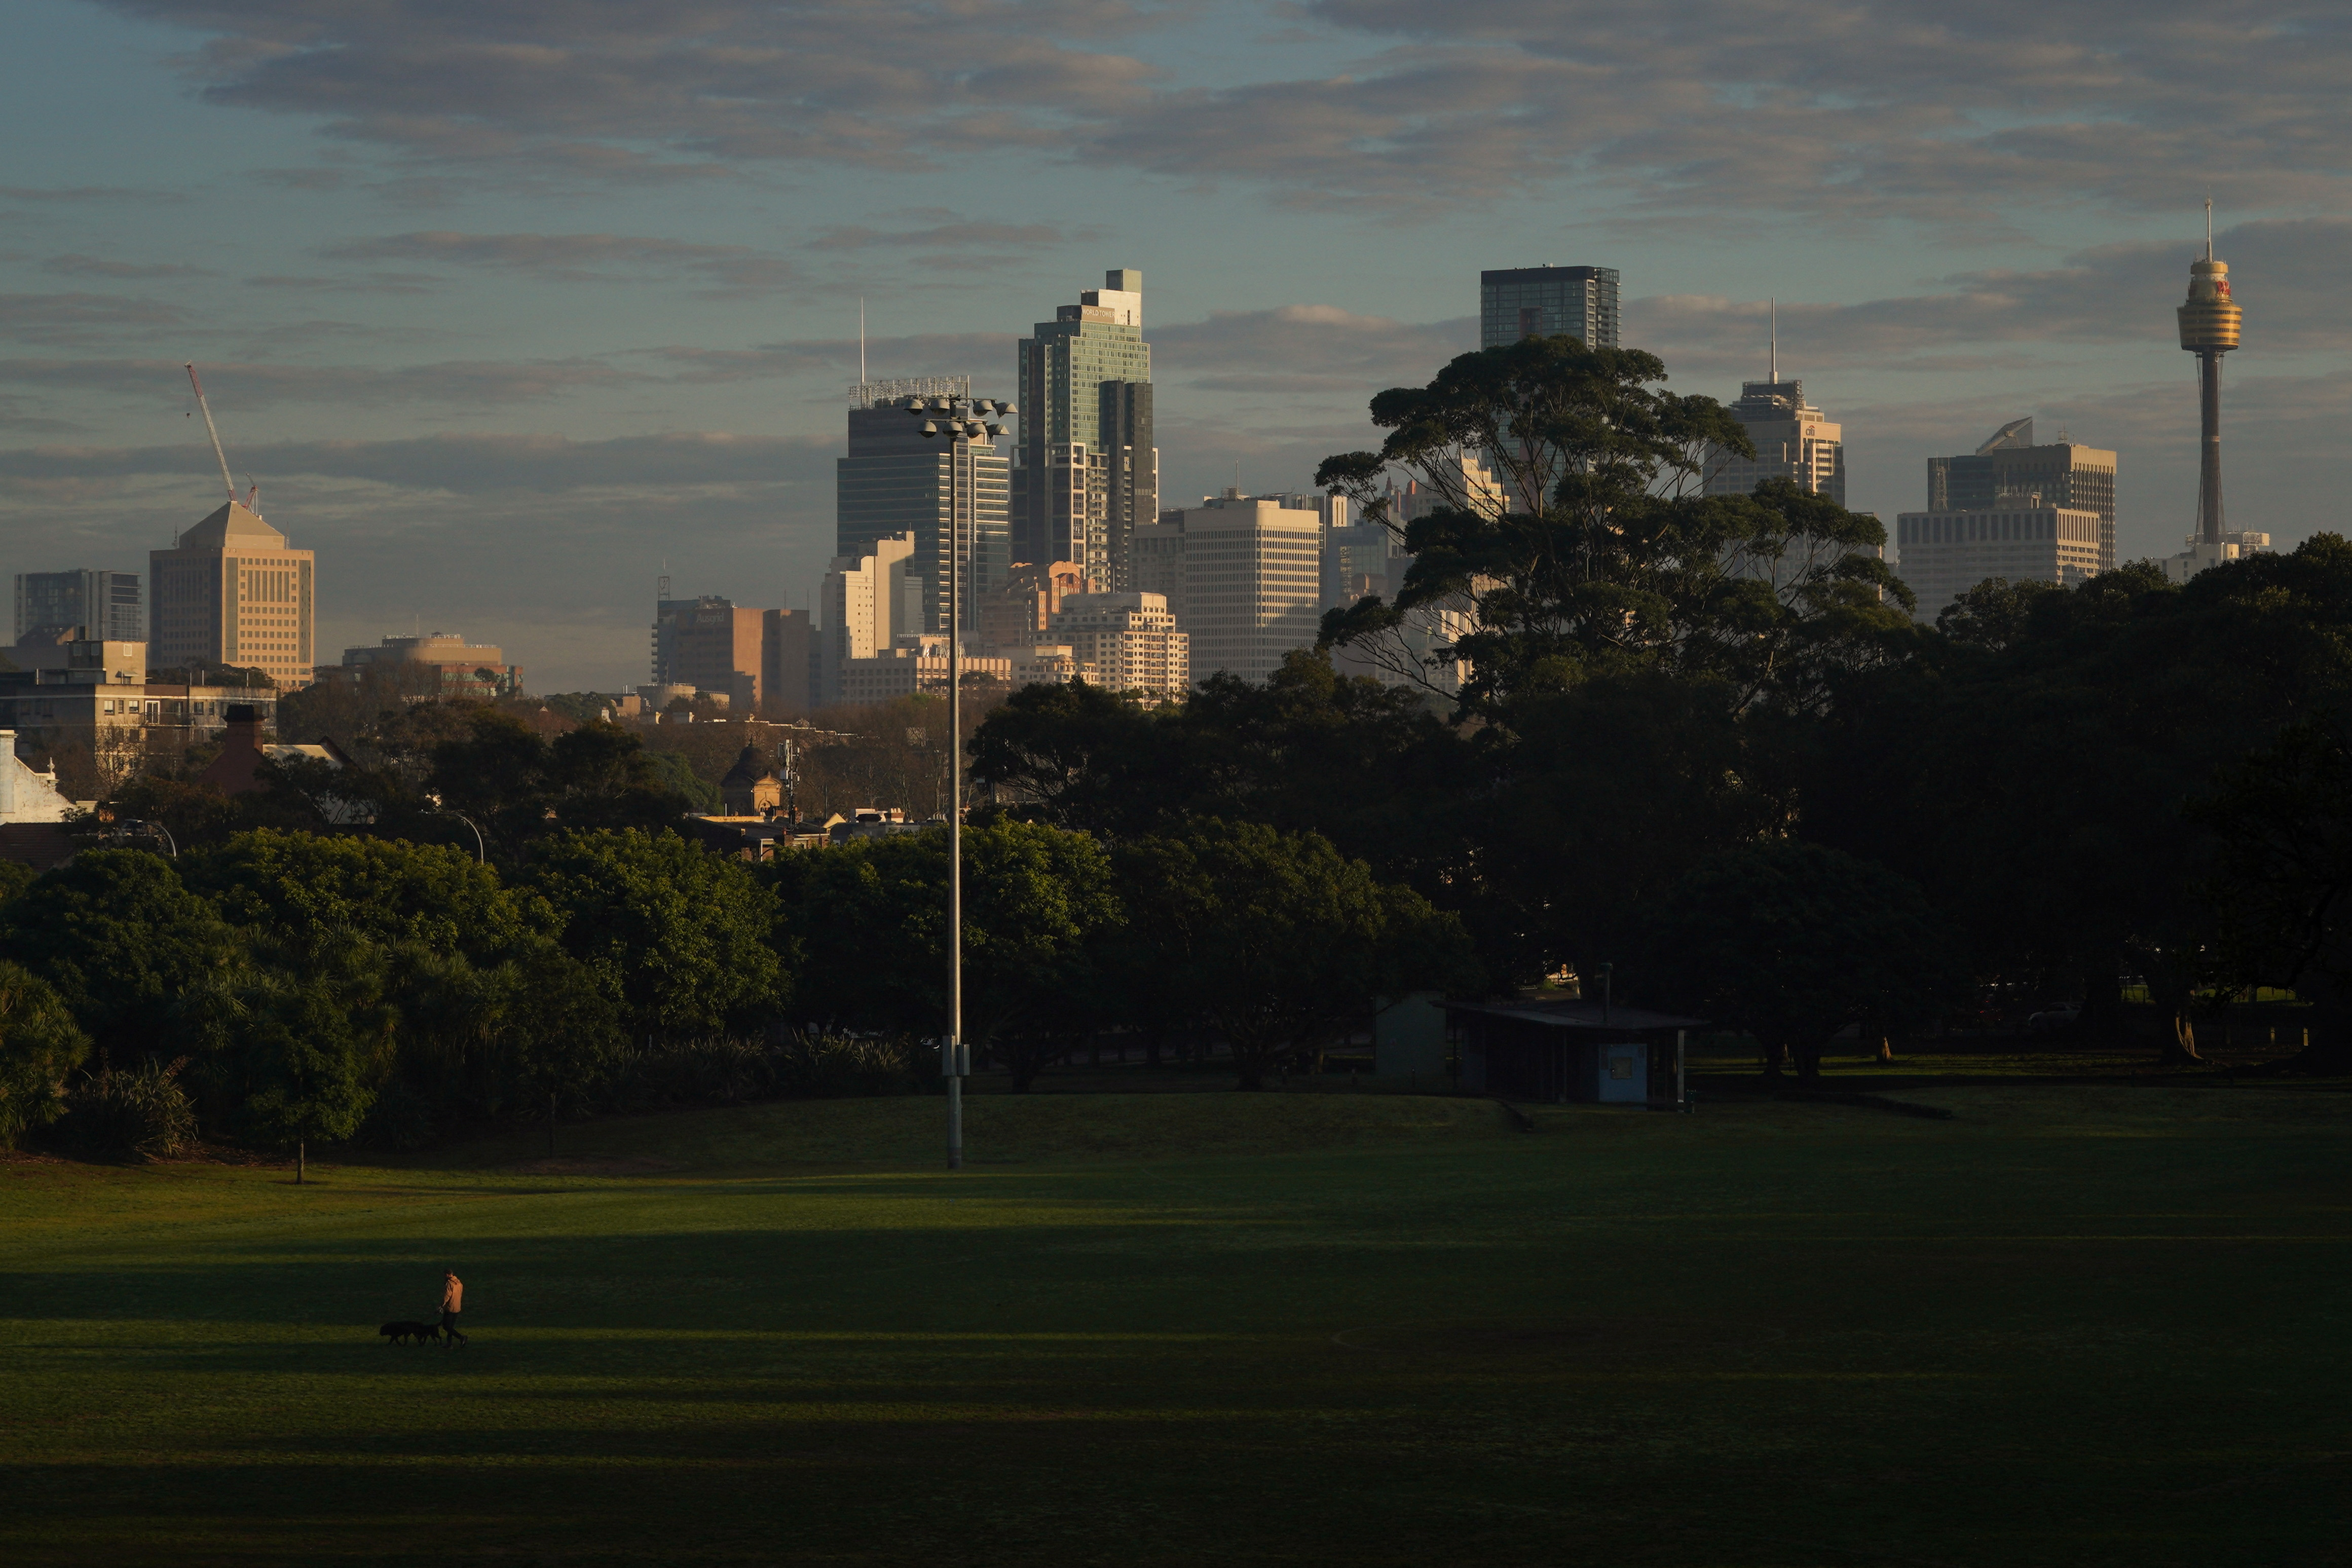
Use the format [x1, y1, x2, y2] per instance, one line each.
[1000, 643, 1093, 689]
[1135, 517, 1187, 625]
[1014, 268, 1157, 590]
[1048, 592, 1189, 699]
[977, 561, 1084, 656]
[2162, 529, 2272, 585]
[0, 636, 277, 781]
[819, 534, 918, 705]
[1893, 498, 2106, 622]
[1704, 379, 1846, 507]
[1156, 492, 1323, 686]
[15, 569, 140, 643]
[338, 632, 521, 699]
[1927, 419, 2118, 573]
[839, 377, 1012, 634]
[150, 501, 316, 688]
[837, 634, 1012, 706]
[1480, 265, 1620, 349]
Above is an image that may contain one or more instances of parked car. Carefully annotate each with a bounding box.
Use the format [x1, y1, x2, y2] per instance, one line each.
[2026, 1004, 2081, 1035]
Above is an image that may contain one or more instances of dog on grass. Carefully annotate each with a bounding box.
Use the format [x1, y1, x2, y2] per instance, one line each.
[378, 1320, 442, 1346]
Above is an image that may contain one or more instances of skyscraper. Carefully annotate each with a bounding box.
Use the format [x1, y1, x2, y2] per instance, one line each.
[1927, 419, 2117, 572]
[14, 569, 141, 643]
[1014, 269, 1156, 590]
[818, 533, 918, 705]
[838, 376, 1011, 635]
[1479, 266, 1620, 349]
[1704, 379, 1846, 507]
[150, 501, 315, 687]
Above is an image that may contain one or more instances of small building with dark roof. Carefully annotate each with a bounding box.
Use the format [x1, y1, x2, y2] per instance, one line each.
[1447, 999, 1703, 1108]
[718, 744, 784, 817]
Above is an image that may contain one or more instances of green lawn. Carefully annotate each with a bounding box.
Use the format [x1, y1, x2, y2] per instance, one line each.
[2, 1086, 2345, 1566]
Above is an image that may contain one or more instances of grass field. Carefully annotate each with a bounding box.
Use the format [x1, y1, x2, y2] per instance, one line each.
[3, 1085, 2346, 1566]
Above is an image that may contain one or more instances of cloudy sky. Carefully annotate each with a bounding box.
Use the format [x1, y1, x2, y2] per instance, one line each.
[2, 1, 2345, 690]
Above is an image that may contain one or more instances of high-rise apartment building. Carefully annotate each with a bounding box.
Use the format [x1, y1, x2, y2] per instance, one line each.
[1480, 266, 1620, 349]
[1927, 418, 2117, 573]
[978, 561, 1084, 656]
[819, 533, 918, 705]
[1704, 379, 1846, 507]
[150, 501, 315, 687]
[838, 377, 1011, 636]
[1014, 269, 1156, 590]
[1152, 492, 1322, 686]
[652, 595, 769, 712]
[15, 569, 140, 643]
[1048, 592, 1189, 700]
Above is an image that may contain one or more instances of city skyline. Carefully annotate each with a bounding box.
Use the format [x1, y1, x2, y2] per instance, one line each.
[4, 3, 2347, 689]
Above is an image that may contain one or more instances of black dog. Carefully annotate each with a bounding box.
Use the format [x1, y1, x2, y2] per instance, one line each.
[378, 1320, 441, 1345]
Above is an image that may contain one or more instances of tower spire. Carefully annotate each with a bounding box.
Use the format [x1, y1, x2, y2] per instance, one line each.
[1769, 297, 1777, 384]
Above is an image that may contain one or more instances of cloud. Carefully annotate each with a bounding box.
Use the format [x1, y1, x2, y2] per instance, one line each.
[806, 216, 1078, 252]
[1153, 304, 1474, 391]
[244, 272, 440, 295]
[645, 333, 1022, 386]
[0, 355, 642, 408]
[0, 185, 181, 203]
[41, 255, 211, 280]
[94, 1, 2352, 217]
[0, 293, 188, 348]
[0, 430, 834, 496]
[1626, 218, 2352, 381]
[322, 230, 800, 294]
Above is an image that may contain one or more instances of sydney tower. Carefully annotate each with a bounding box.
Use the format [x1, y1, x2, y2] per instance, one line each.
[2176, 200, 2243, 544]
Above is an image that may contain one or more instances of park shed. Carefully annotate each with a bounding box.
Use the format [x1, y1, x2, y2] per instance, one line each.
[1447, 1000, 1703, 1109]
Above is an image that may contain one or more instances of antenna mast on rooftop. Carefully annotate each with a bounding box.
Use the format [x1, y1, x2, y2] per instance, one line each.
[184, 363, 238, 506]
[1769, 298, 1777, 385]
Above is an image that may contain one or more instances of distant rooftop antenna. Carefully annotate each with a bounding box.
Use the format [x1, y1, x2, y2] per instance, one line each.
[184, 363, 238, 506]
[2206, 194, 2214, 260]
[860, 297, 867, 384]
[1769, 298, 1777, 385]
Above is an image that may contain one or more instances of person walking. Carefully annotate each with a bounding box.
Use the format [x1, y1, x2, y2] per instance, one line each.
[439, 1269, 467, 1349]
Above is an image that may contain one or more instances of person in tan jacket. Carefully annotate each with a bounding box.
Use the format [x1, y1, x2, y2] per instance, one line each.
[439, 1270, 467, 1348]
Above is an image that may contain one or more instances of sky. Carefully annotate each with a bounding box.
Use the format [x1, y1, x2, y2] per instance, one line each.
[0, 0, 2345, 692]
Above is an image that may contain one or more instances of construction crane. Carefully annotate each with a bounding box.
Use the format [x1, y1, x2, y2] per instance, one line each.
[184, 362, 239, 508]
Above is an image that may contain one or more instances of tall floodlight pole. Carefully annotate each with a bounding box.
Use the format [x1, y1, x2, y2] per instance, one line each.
[914, 385, 1012, 1171]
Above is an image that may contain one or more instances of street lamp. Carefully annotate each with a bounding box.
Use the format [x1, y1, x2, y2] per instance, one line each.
[912, 386, 1012, 1171]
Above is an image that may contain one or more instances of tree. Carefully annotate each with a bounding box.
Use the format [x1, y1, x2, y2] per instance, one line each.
[775, 821, 1124, 1090]
[1315, 335, 1911, 713]
[2188, 717, 2352, 1072]
[524, 829, 789, 1040]
[1635, 841, 1952, 1083]
[1124, 822, 1473, 1090]
[0, 961, 91, 1148]
[0, 850, 239, 1063]
[180, 830, 552, 964]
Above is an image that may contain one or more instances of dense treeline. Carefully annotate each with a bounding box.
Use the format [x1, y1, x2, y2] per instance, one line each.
[0, 812, 1462, 1152]
[974, 336, 2352, 1074]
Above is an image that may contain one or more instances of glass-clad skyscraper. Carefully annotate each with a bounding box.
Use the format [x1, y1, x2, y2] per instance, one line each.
[1479, 265, 1620, 350]
[15, 568, 141, 642]
[1014, 269, 1157, 590]
[837, 378, 1011, 637]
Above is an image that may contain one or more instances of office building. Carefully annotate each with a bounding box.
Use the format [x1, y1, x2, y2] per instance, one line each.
[149, 501, 315, 688]
[338, 632, 521, 699]
[1014, 269, 1157, 590]
[1480, 266, 1620, 349]
[650, 594, 812, 716]
[1928, 419, 2118, 573]
[839, 377, 1012, 636]
[1153, 492, 1322, 686]
[819, 533, 918, 705]
[1048, 592, 1189, 700]
[1894, 499, 2106, 622]
[15, 569, 140, 643]
[1705, 379, 1845, 507]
